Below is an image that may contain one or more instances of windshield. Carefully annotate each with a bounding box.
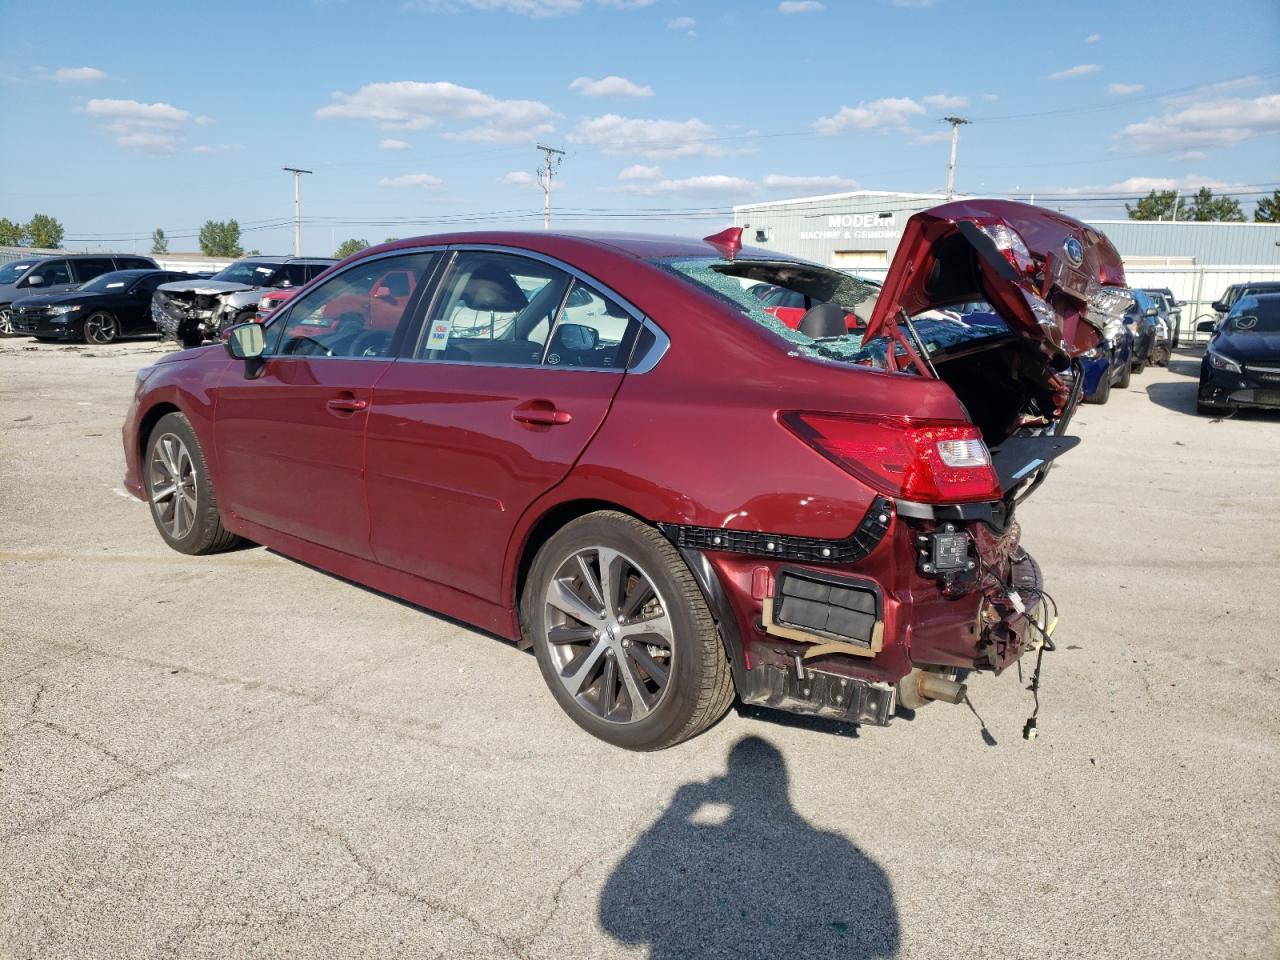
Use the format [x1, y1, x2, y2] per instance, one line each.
[208, 260, 283, 285]
[1228, 297, 1280, 333]
[656, 257, 1009, 370]
[79, 271, 138, 293]
[0, 260, 37, 284]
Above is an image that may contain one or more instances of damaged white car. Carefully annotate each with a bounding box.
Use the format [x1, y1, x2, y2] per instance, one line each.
[152, 256, 334, 345]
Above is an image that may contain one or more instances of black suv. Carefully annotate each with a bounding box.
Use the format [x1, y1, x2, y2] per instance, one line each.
[0, 254, 159, 336]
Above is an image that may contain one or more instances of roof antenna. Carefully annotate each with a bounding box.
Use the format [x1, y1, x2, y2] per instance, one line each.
[703, 226, 743, 260]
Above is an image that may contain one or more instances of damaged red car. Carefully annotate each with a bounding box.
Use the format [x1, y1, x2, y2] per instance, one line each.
[122, 200, 1123, 750]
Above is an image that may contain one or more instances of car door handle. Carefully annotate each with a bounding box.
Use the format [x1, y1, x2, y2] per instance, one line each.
[326, 394, 369, 414]
[512, 400, 572, 426]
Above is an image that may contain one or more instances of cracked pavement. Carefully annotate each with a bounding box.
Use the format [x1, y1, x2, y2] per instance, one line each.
[1, 340, 1277, 959]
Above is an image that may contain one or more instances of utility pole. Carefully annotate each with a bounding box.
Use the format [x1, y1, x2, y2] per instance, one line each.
[535, 144, 565, 230]
[282, 167, 312, 256]
[942, 116, 970, 200]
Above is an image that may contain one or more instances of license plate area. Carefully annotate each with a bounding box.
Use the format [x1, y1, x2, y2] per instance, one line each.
[762, 568, 883, 656]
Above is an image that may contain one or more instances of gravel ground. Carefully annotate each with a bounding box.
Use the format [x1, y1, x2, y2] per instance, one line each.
[2, 338, 1277, 960]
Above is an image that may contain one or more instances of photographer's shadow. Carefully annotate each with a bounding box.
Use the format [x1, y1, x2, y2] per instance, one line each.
[600, 737, 900, 959]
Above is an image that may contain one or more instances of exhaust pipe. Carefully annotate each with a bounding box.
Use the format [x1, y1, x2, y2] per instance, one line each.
[897, 669, 967, 709]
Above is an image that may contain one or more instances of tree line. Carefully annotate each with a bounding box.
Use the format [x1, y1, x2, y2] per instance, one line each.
[0, 214, 65, 249]
[1127, 187, 1280, 222]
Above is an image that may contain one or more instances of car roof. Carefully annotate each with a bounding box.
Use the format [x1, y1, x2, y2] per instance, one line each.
[234, 256, 337, 264]
[370, 230, 785, 265]
[1242, 281, 1280, 290]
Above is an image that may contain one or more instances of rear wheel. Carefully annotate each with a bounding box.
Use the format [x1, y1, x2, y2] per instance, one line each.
[1116, 361, 1132, 389]
[1085, 369, 1111, 404]
[145, 413, 242, 555]
[83, 311, 119, 345]
[523, 511, 734, 750]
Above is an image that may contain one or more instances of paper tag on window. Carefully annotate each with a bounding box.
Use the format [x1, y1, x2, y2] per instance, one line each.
[425, 320, 451, 351]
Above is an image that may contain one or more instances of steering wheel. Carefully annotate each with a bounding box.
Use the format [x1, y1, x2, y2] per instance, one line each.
[282, 335, 333, 357]
[349, 330, 393, 358]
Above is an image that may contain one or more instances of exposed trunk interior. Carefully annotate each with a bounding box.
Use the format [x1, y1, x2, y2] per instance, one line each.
[930, 338, 1060, 448]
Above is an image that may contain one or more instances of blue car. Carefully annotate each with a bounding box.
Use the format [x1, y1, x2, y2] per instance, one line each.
[1079, 324, 1134, 404]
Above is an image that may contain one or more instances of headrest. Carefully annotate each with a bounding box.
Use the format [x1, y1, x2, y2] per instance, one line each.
[460, 264, 528, 312]
[798, 302, 846, 339]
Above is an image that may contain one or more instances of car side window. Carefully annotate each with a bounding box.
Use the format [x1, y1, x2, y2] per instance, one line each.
[546, 280, 639, 369]
[270, 252, 436, 359]
[415, 252, 571, 366]
[73, 258, 117, 283]
[280, 263, 310, 287]
[27, 260, 72, 286]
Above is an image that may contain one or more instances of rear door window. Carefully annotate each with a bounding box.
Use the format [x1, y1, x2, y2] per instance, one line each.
[72, 258, 117, 283]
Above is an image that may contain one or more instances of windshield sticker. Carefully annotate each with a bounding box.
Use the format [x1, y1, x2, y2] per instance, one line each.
[255, 267, 274, 274]
[425, 319, 452, 351]
[106, 282, 125, 288]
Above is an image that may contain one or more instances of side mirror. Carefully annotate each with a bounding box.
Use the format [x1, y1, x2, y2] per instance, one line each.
[555, 322, 598, 351]
[24, 275, 44, 287]
[1211, 301, 1227, 313]
[1196, 320, 1216, 334]
[225, 322, 266, 378]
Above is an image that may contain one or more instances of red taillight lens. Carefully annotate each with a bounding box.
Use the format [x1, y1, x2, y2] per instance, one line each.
[782, 412, 1002, 504]
[975, 221, 1036, 276]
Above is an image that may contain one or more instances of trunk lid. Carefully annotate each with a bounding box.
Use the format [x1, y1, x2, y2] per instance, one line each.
[865, 199, 1125, 370]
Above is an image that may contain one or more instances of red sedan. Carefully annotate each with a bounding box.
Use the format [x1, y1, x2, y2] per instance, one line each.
[123, 200, 1123, 750]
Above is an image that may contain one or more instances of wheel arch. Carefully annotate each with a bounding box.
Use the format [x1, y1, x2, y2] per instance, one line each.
[137, 400, 183, 468]
[510, 497, 648, 648]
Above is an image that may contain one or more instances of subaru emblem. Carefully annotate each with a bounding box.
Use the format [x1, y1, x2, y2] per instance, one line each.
[1063, 237, 1084, 267]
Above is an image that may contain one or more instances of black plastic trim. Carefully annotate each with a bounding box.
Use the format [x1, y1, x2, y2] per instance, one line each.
[659, 495, 894, 565]
[678, 547, 751, 692]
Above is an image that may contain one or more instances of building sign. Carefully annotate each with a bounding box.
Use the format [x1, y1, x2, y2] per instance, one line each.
[798, 212, 901, 242]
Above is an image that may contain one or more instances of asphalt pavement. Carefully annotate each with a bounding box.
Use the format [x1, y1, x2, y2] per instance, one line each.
[2, 338, 1277, 960]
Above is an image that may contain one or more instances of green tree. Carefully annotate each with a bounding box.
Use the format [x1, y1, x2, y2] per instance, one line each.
[0, 218, 25, 246]
[334, 238, 369, 259]
[384, 237, 400, 243]
[1126, 190, 1187, 221]
[1253, 189, 1280, 223]
[198, 219, 244, 257]
[1187, 186, 1244, 222]
[25, 213, 64, 248]
[151, 228, 169, 255]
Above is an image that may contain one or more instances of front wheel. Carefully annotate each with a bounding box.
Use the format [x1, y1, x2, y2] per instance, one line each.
[1116, 361, 1132, 389]
[0, 306, 13, 337]
[1084, 369, 1111, 404]
[145, 412, 242, 555]
[522, 511, 735, 750]
[83, 311, 119, 345]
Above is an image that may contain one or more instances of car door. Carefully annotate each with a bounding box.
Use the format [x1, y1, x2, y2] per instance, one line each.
[123, 274, 169, 334]
[71, 258, 117, 288]
[364, 249, 643, 604]
[212, 251, 440, 557]
[23, 259, 77, 295]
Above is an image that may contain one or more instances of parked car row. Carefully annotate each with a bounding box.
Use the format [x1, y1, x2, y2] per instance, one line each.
[0, 252, 335, 344]
[1196, 291, 1280, 415]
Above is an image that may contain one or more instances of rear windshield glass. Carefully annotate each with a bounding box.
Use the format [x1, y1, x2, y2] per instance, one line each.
[80, 271, 142, 293]
[655, 257, 1008, 369]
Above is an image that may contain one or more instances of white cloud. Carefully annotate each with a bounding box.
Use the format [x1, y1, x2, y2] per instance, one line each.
[620, 174, 755, 197]
[1108, 83, 1143, 95]
[922, 93, 969, 111]
[569, 75, 653, 98]
[618, 164, 662, 180]
[813, 97, 925, 135]
[54, 66, 106, 82]
[317, 80, 555, 143]
[192, 143, 244, 154]
[379, 138, 411, 150]
[762, 174, 858, 192]
[666, 16, 695, 33]
[570, 113, 722, 158]
[500, 170, 540, 188]
[1085, 33, 1101, 43]
[1162, 75, 1261, 107]
[910, 130, 951, 144]
[1052, 175, 1236, 196]
[1048, 63, 1101, 80]
[778, 1, 823, 12]
[83, 98, 193, 153]
[380, 173, 445, 188]
[1117, 94, 1280, 152]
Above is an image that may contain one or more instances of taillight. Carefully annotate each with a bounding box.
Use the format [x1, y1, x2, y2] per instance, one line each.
[782, 412, 1002, 504]
[975, 221, 1036, 275]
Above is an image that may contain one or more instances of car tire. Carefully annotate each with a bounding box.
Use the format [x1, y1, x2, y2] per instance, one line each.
[0, 306, 14, 337]
[522, 510, 735, 751]
[1154, 345, 1171, 366]
[1116, 361, 1132, 389]
[83, 311, 119, 345]
[144, 412, 242, 555]
[1084, 370, 1110, 404]
[1131, 357, 1145, 374]
[220, 310, 255, 337]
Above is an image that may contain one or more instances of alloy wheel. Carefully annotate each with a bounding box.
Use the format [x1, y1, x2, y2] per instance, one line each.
[0, 307, 12, 336]
[543, 546, 675, 724]
[84, 312, 117, 344]
[148, 433, 198, 540]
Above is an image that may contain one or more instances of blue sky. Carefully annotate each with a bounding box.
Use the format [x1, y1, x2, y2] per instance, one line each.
[2, 0, 1278, 256]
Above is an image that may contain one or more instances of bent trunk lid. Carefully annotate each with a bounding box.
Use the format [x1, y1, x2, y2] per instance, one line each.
[866, 199, 1125, 369]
